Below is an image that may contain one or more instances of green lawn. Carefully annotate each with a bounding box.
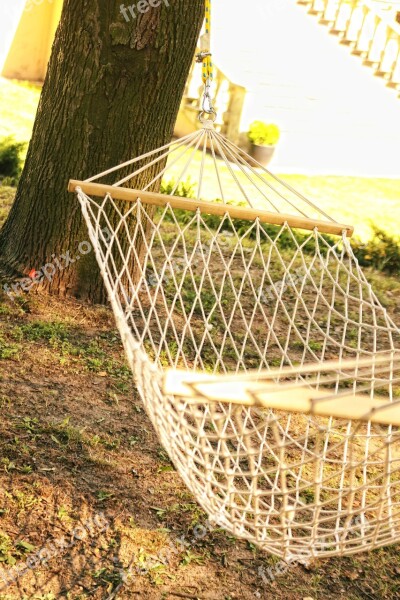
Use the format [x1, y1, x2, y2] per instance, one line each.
[165, 149, 400, 242]
[0, 78, 41, 146]
[277, 175, 400, 241]
[1, 77, 399, 241]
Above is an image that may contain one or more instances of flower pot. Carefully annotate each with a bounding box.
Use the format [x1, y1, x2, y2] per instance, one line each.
[249, 144, 276, 168]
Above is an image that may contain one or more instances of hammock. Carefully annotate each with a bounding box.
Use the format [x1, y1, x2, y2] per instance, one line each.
[68, 3, 400, 562]
[69, 121, 400, 561]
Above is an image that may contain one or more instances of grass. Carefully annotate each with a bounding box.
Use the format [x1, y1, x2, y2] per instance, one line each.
[277, 174, 400, 241]
[162, 148, 400, 243]
[0, 79, 41, 151]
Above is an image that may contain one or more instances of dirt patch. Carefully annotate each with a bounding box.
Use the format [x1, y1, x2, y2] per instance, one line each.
[0, 288, 400, 599]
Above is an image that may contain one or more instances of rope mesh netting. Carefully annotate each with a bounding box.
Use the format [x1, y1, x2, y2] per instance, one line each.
[73, 124, 400, 560]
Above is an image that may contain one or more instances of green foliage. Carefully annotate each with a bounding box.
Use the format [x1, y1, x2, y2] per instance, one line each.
[160, 207, 335, 258]
[21, 320, 69, 342]
[0, 137, 25, 182]
[352, 228, 400, 275]
[0, 531, 34, 568]
[160, 177, 198, 224]
[15, 540, 35, 554]
[49, 417, 84, 447]
[160, 177, 327, 250]
[180, 549, 205, 566]
[247, 121, 280, 146]
[96, 490, 114, 502]
[0, 338, 20, 360]
[160, 177, 195, 198]
[159, 181, 400, 276]
[0, 531, 15, 566]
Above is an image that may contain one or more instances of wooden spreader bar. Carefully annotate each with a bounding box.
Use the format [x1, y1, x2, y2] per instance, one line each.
[163, 367, 400, 427]
[68, 180, 354, 237]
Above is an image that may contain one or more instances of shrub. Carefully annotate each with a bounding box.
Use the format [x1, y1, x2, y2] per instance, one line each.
[248, 121, 280, 147]
[0, 136, 26, 182]
[160, 177, 195, 198]
[159, 178, 335, 253]
[352, 228, 400, 275]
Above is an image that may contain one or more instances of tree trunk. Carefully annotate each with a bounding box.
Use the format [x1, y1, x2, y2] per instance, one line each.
[0, 0, 204, 303]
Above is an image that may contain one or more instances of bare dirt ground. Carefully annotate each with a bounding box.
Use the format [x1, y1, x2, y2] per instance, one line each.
[0, 288, 400, 600]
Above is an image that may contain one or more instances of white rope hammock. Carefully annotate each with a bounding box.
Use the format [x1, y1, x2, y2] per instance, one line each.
[69, 121, 400, 562]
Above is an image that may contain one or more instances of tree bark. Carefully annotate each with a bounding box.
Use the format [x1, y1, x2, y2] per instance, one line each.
[0, 0, 204, 303]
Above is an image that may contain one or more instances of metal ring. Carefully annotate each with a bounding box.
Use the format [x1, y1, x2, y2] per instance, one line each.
[198, 110, 217, 124]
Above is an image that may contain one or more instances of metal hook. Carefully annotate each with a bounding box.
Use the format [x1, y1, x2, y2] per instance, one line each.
[202, 79, 215, 115]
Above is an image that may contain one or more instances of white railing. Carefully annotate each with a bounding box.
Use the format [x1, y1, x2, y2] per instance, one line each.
[176, 56, 247, 144]
[297, 0, 400, 90]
